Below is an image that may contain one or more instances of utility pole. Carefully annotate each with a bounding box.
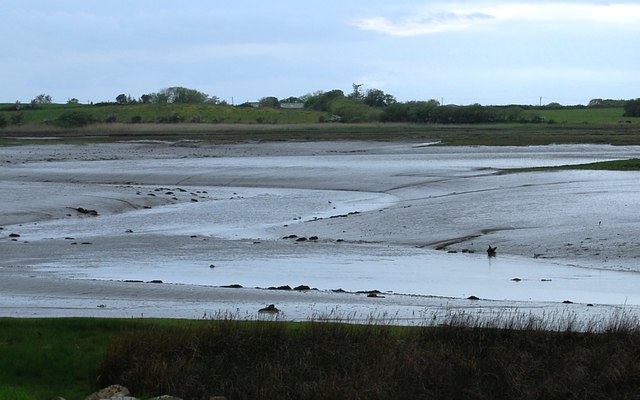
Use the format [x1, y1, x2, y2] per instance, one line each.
[539, 96, 542, 107]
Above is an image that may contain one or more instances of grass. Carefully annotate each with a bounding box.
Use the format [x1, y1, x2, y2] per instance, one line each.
[0, 318, 191, 400]
[1, 104, 640, 147]
[3, 313, 640, 399]
[2, 121, 640, 147]
[505, 158, 640, 173]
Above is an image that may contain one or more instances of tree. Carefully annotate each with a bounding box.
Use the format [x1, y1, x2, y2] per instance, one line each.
[67, 98, 79, 105]
[363, 89, 396, 107]
[623, 98, 640, 117]
[142, 87, 212, 104]
[348, 83, 364, 102]
[31, 94, 52, 106]
[115, 94, 128, 105]
[259, 96, 280, 108]
[0, 114, 6, 128]
[304, 90, 345, 111]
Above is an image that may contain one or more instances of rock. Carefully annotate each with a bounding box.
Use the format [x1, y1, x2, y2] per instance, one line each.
[75, 207, 99, 216]
[221, 284, 243, 289]
[295, 237, 307, 242]
[587, 303, 594, 307]
[367, 293, 385, 298]
[259, 304, 279, 313]
[467, 295, 480, 300]
[308, 236, 319, 241]
[562, 300, 574, 304]
[268, 285, 292, 291]
[357, 290, 381, 295]
[209, 264, 216, 268]
[84, 384, 130, 400]
[294, 285, 311, 291]
[148, 280, 163, 284]
[511, 278, 522, 282]
[9, 233, 20, 238]
[332, 288, 346, 293]
[125, 229, 133, 233]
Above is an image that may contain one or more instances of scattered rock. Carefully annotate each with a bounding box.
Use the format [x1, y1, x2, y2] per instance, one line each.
[541, 279, 552, 282]
[511, 278, 522, 282]
[294, 285, 311, 291]
[283, 234, 298, 239]
[308, 236, 319, 241]
[367, 293, 385, 298]
[124, 280, 144, 283]
[467, 295, 480, 300]
[336, 239, 344, 242]
[258, 304, 279, 313]
[587, 303, 594, 307]
[9, 233, 20, 238]
[332, 288, 346, 293]
[295, 237, 307, 242]
[97, 304, 106, 308]
[221, 284, 243, 289]
[81, 242, 92, 245]
[148, 280, 163, 284]
[447, 250, 458, 254]
[85, 384, 130, 400]
[562, 300, 574, 304]
[125, 229, 133, 233]
[64, 237, 75, 240]
[191, 198, 199, 202]
[209, 264, 216, 269]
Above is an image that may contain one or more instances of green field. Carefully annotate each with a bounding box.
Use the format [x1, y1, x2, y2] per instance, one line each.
[1, 104, 639, 147]
[3, 316, 640, 400]
[526, 107, 632, 124]
[0, 103, 326, 126]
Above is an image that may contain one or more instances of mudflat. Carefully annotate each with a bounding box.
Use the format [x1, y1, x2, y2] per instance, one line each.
[1, 141, 640, 323]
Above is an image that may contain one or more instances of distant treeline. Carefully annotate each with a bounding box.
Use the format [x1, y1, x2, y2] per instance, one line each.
[0, 85, 639, 128]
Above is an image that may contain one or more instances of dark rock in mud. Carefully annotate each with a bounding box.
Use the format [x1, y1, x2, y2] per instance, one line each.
[268, 285, 292, 291]
[259, 304, 279, 313]
[74, 207, 99, 216]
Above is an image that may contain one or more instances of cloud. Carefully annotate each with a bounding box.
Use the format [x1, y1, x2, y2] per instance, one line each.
[351, 2, 640, 36]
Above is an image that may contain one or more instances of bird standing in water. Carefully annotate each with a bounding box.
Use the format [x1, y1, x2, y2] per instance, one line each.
[487, 246, 497, 257]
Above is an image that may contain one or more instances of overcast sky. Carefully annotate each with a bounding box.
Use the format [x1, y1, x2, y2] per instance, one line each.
[2, 1, 639, 105]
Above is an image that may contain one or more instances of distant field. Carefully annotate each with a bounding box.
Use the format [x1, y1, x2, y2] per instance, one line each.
[1, 104, 639, 146]
[527, 107, 632, 124]
[0, 103, 326, 125]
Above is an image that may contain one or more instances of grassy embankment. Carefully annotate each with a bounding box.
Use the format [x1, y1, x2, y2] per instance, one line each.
[3, 315, 640, 400]
[1, 104, 639, 146]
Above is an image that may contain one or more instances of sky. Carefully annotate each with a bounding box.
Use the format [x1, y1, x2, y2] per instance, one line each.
[1, 0, 639, 105]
